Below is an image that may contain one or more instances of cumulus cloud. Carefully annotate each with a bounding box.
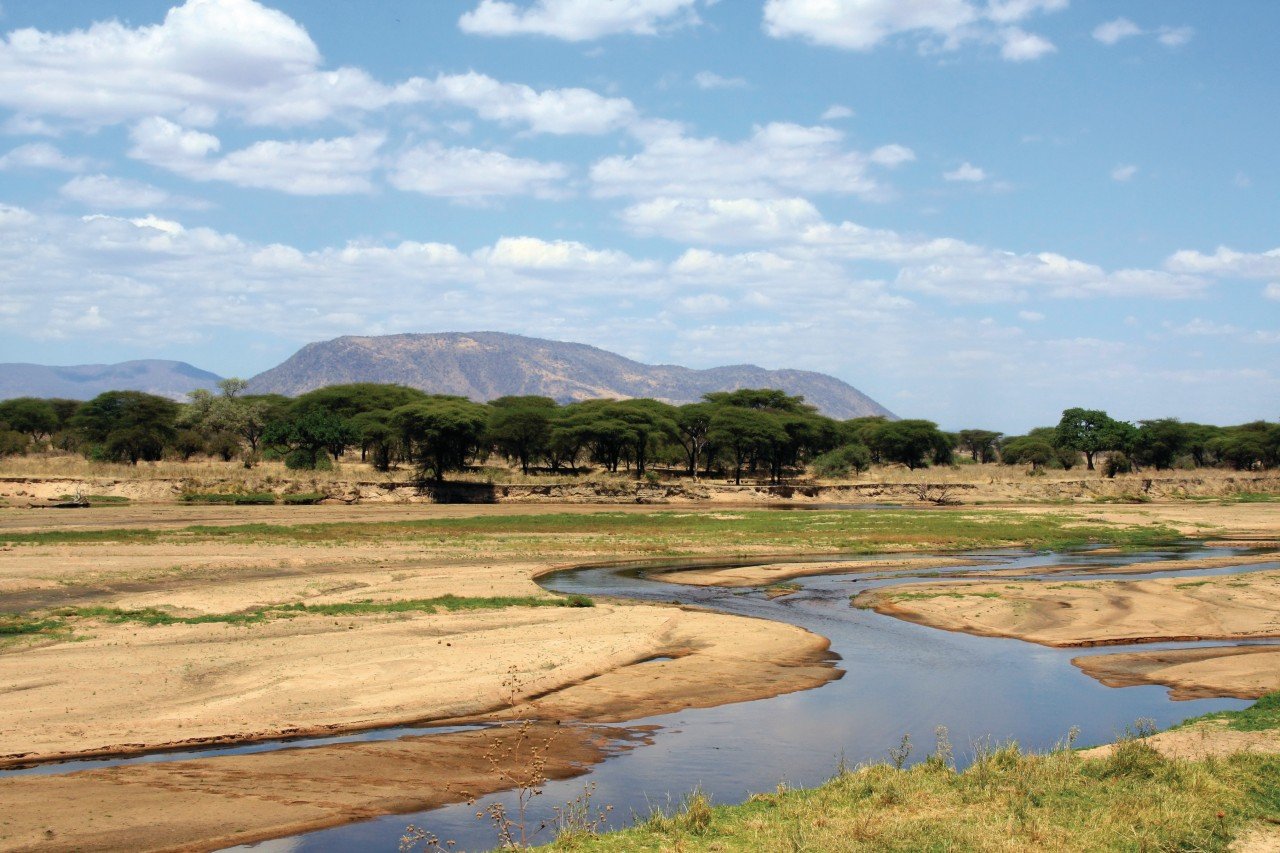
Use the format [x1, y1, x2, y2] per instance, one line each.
[591, 122, 912, 200]
[1166, 246, 1280, 279]
[1266, 283, 1280, 301]
[0, 0, 636, 135]
[762, 0, 1062, 61]
[420, 72, 638, 135]
[389, 143, 569, 200]
[619, 197, 823, 243]
[943, 162, 986, 182]
[459, 0, 703, 40]
[0, 142, 89, 171]
[129, 117, 384, 195]
[820, 104, 854, 120]
[59, 173, 209, 210]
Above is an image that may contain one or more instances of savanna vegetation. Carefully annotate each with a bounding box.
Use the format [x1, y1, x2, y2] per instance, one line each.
[1, 383, 1276, 483]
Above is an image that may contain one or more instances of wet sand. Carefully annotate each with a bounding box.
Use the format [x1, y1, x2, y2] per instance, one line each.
[649, 556, 985, 588]
[1073, 646, 1280, 700]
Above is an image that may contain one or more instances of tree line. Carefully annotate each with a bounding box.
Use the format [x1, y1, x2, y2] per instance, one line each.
[0, 387, 1276, 481]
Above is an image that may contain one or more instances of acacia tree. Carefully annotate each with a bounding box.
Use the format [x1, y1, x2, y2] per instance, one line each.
[262, 409, 355, 470]
[675, 402, 715, 479]
[1054, 407, 1126, 471]
[487, 396, 556, 475]
[957, 429, 1002, 463]
[0, 398, 58, 444]
[70, 391, 179, 465]
[391, 397, 489, 482]
[708, 406, 785, 484]
[867, 419, 949, 471]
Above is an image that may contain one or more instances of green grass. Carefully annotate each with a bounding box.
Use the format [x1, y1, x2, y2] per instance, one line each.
[1179, 692, 1280, 733]
[1233, 492, 1280, 503]
[181, 492, 278, 505]
[549, 699, 1280, 852]
[0, 509, 1184, 555]
[55, 493, 130, 505]
[0, 595, 593, 638]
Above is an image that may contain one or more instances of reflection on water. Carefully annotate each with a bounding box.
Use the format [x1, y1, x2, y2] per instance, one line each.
[227, 544, 1271, 852]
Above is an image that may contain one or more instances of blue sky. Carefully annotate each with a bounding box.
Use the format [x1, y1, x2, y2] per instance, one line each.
[0, 0, 1275, 431]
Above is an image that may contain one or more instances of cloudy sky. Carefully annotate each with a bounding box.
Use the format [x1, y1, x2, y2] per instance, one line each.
[0, 0, 1276, 431]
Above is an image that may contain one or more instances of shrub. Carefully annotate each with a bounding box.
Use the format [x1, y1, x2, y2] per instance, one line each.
[1104, 453, 1133, 478]
[810, 443, 872, 479]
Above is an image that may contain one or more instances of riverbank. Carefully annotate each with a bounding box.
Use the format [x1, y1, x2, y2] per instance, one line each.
[545, 694, 1280, 853]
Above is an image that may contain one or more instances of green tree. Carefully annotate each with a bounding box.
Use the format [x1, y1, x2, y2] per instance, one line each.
[1001, 437, 1056, 471]
[486, 396, 557, 475]
[0, 398, 58, 443]
[1054, 408, 1125, 471]
[349, 410, 398, 471]
[809, 443, 872, 479]
[1132, 419, 1190, 470]
[867, 419, 948, 471]
[262, 409, 355, 470]
[675, 402, 715, 479]
[957, 429, 1002, 463]
[391, 397, 490, 482]
[708, 406, 785, 484]
[70, 391, 179, 465]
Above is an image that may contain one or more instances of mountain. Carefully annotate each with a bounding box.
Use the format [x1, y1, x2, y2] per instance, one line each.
[0, 360, 222, 401]
[248, 332, 895, 419]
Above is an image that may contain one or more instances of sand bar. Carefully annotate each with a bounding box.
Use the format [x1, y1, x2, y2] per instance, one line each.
[1073, 645, 1280, 700]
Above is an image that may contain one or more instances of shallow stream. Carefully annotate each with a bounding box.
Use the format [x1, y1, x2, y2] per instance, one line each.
[209, 543, 1276, 851]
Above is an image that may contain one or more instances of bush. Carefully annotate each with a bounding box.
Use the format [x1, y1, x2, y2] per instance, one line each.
[1104, 453, 1133, 478]
[810, 443, 872, 479]
[181, 492, 277, 505]
[0, 430, 28, 456]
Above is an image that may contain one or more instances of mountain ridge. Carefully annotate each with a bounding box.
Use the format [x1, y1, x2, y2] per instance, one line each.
[0, 359, 222, 401]
[247, 332, 895, 419]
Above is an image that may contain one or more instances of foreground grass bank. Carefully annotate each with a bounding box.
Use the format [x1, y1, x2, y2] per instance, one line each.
[0, 508, 1183, 555]
[550, 696, 1280, 852]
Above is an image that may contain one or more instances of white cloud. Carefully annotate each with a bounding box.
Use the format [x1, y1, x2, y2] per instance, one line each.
[1166, 247, 1280, 280]
[1092, 18, 1142, 45]
[943, 161, 986, 182]
[1156, 26, 1194, 48]
[459, 0, 703, 41]
[421, 72, 638, 135]
[1093, 18, 1193, 49]
[0, 142, 88, 171]
[1018, 310, 1044, 321]
[619, 197, 823, 243]
[820, 104, 855, 120]
[1264, 283, 1280, 301]
[592, 123, 913, 200]
[129, 118, 384, 195]
[762, 0, 1061, 61]
[2, 115, 60, 136]
[693, 71, 747, 90]
[1110, 164, 1138, 182]
[59, 173, 208, 210]
[999, 27, 1055, 61]
[390, 143, 568, 200]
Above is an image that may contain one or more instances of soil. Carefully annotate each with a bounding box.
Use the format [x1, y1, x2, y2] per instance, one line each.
[1072, 646, 1280, 700]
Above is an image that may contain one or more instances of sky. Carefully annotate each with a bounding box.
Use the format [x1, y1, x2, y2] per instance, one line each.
[0, 0, 1276, 432]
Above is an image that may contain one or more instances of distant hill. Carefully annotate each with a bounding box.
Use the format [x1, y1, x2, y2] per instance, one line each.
[248, 332, 895, 419]
[0, 360, 222, 401]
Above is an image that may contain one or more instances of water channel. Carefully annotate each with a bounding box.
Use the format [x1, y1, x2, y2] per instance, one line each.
[204, 543, 1274, 851]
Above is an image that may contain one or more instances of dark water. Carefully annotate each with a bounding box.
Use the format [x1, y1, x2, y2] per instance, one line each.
[216, 544, 1273, 852]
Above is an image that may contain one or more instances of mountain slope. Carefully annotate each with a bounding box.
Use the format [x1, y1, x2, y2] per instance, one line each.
[247, 332, 894, 419]
[0, 360, 222, 401]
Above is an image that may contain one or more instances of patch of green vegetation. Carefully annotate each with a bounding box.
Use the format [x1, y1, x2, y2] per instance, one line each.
[1232, 493, 1280, 503]
[1176, 580, 1213, 589]
[0, 614, 67, 636]
[550, 714, 1280, 852]
[0, 509, 1184, 557]
[1179, 691, 1280, 733]
[1093, 493, 1153, 504]
[181, 492, 277, 505]
[56, 493, 130, 505]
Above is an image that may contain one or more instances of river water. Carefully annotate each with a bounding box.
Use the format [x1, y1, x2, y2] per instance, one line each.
[205, 543, 1273, 852]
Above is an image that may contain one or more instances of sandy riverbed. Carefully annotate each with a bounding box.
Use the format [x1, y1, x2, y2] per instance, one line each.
[648, 556, 987, 588]
[1073, 646, 1280, 700]
[857, 567, 1280, 649]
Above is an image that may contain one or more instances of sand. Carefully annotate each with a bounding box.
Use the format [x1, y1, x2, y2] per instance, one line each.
[858, 568, 1280, 648]
[1072, 646, 1280, 700]
[648, 556, 986, 588]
